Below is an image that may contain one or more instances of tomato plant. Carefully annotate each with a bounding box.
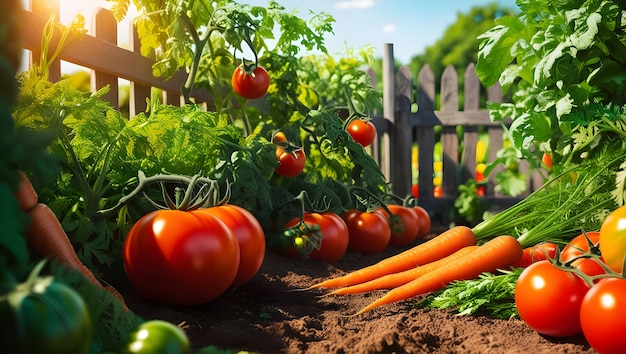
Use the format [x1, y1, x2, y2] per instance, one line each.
[285, 212, 349, 263]
[123, 209, 240, 305]
[201, 204, 266, 287]
[124, 320, 191, 354]
[599, 205, 626, 273]
[231, 64, 270, 99]
[515, 260, 589, 337]
[375, 205, 420, 247]
[347, 119, 376, 147]
[275, 146, 306, 177]
[580, 277, 626, 354]
[412, 205, 431, 239]
[0, 262, 92, 354]
[342, 209, 391, 254]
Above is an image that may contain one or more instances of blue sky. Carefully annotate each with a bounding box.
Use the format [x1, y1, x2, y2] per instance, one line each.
[241, 0, 520, 63]
[25, 0, 519, 67]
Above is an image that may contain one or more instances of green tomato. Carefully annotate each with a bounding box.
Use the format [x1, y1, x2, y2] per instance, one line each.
[124, 320, 191, 354]
[0, 265, 93, 354]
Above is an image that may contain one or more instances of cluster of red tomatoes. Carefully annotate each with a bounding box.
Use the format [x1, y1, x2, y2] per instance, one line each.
[122, 204, 266, 305]
[513, 205, 626, 354]
[284, 205, 431, 264]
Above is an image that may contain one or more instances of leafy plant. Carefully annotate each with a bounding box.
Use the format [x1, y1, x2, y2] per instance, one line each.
[477, 0, 626, 202]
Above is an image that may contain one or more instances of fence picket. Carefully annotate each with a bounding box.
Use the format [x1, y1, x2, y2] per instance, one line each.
[92, 8, 119, 109]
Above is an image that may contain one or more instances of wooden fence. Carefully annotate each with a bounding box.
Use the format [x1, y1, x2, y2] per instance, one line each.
[22, 0, 213, 114]
[21, 2, 543, 220]
[369, 44, 544, 218]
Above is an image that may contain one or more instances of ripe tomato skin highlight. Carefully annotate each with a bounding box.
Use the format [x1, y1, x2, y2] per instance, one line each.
[275, 146, 306, 177]
[123, 209, 240, 305]
[231, 65, 270, 99]
[580, 278, 626, 354]
[599, 205, 626, 273]
[342, 209, 391, 254]
[374, 205, 420, 247]
[201, 204, 266, 287]
[347, 119, 376, 147]
[515, 260, 589, 337]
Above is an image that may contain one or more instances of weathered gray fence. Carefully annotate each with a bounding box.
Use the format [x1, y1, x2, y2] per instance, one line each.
[370, 44, 544, 217]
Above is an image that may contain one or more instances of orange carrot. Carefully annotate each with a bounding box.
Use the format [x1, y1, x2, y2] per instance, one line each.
[309, 226, 477, 289]
[25, 203, 103, 288]
[25, 203, 129, 309]
[353, 235, 523, 315]
[327, 245, 479, 296]
[15, 170, 39, 212]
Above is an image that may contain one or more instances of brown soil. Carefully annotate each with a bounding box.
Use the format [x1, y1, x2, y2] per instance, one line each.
[118, 227, 596, 354]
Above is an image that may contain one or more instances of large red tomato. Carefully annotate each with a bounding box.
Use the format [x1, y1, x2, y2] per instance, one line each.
[285, 212, 349, 263]
[342, 209, 391, 254]
[374, 205, 420, 247]
[275, 146, 306, 177]
[123, 209, 240, 305]
[347, 119, 376, 147]
[231, 64, 270, 99]
[580, 277, 626, 354]
[599, 205, 626, 273]
[202, 205, 266, 287]
[515, 260, 589, 337]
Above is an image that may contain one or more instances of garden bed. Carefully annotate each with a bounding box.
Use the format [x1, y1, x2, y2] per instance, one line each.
[114, 226, 595, 354]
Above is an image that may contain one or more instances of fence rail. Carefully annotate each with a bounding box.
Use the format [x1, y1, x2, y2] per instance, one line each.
[21, 2, 543, 221]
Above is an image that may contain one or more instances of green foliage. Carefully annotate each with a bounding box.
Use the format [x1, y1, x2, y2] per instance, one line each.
[477, 0, 626, 199]
[417, 268, 523, 319]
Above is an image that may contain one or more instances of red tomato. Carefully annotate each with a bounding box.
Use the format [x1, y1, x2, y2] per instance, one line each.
[542, 152, 553, 170]
[411, 183, 419, 198]
[123, 209, 240, 305]
[201, 205, 266, 287]
[515, 260, 589, 337]
[342, 209, 391, 254]
[580, 277, 626, 354]
[560, 231, 600, 262]
[347, 119, 376, 147]
[285, 212, 349, 263]
[231, 64, 270, 99]
[374, 205, 420, 247]
[275, 146, 306, 177]
[599, 205, 626, 273]
[412, 205, 431, 238]
[433, 186, 443, 198]
[512, 242, 558, 268]
[561, 231, 605, 277]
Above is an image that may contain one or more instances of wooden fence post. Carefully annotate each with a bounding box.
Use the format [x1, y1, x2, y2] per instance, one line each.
[393, 66, 413, 197]
[380, 44, 394, 181]
[439, 65, 460, 198]
[129, 22, 150, 117]
[416, 65, 436, 201]
[91, 7, 119, 109]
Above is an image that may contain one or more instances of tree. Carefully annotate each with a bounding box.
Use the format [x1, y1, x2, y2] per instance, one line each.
[408, 3, 517, 100]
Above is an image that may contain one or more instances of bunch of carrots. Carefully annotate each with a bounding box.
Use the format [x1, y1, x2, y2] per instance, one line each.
[309, 157, 620, 315]
[309, 227, 522, 315]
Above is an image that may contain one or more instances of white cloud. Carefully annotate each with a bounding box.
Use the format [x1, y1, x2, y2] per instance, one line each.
[334, 0, 375, 10]
[382, 23, 396, 34]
